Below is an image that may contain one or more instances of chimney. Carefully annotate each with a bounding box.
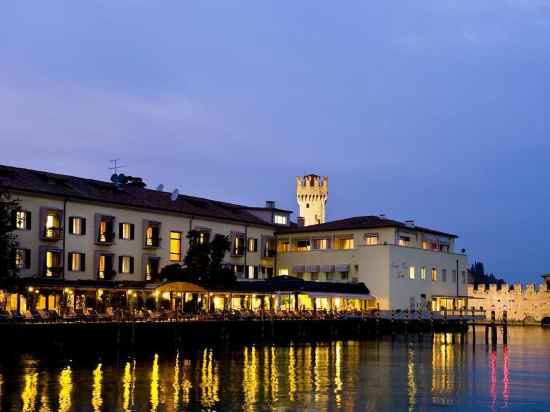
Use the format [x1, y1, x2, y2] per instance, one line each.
[405, 220, 415, 228]
[297, 217, 305, 227]
[265, 200, 276, 209]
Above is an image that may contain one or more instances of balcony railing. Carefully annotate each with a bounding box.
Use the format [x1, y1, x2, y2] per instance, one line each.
[42, 227, 63, 242]
[97, 231, 116, 244]
[45, 266, 63, 278]
[98, 268, 117, 280]
[145, 237, 161, 248]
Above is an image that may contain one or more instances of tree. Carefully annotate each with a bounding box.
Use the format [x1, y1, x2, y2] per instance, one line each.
[183, 230, 211, 282]
[206, 234, 235, 286]
[0, 191, 19, 278]
[469, 260, 505, 285]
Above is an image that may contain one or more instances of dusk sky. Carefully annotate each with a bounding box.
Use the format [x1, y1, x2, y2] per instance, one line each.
[1, 1, 550, 283]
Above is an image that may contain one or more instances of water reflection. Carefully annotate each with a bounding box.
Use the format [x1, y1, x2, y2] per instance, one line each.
[1, 328, 550, 411]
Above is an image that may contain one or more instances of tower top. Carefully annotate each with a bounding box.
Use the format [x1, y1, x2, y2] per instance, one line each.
[296, 174, 328, 226]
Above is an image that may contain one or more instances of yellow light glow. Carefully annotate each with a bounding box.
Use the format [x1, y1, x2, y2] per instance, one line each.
[162, 292, 171, 300]
[97, 289, 103, 297]
[28, 287, 34, 293]
[127, 289, 133, 295]
[92, 363, 103, 412]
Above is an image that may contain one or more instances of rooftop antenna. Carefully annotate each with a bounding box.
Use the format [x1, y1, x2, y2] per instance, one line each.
[170, 188, 179, 202]
[156, 184, 164, 191]
[109, 158, 126, 175]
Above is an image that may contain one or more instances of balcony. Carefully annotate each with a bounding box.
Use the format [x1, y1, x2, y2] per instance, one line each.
[98, 268, 117, 281]
[97, 231, 116, 245]
[45, 266, 63, 278]
[42, 227, 63, 242]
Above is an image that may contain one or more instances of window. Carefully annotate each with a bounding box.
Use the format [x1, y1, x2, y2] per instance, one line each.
[144, 257, 159, 281]
[452, 270, 457, 283]
[420, 266, 427, 280]
[44, 211, 62, 240]
[15, 249, 30, 269]
[97, 254, 114, 279]
[442, 269, 447, 282]
[399, 236, 410, 247]
[432, 267, 438, 281]
[145, 223, 161, 248]
[278, 268, 289, 276]
[248, 238, 258, 253]
[274, 214, 288, 225]
[365, 233, 379, 246]
[247, 265, 258, 279]
[334, 237, 354, 250]
[311, 273, 319, 281]
[119, 223, 134, 240]
[68, 252, 85, 272]
[326, 272, 334, 281]
[233, 265, 245, 276]
[421, 241, 430, 250]
[340, 271, 349, 281]
[69, 217, 86, 235]
[312, 238, 330, 250]
[409, 266, 416, 279]
[277, 239, 290, 253]
[96, 215, 115, 243]
[15, 211, 31, 230]
[264, 238, 276, 257]
[169, 231, 182, 261]
[233, 235, 245, 256]
[295, 239, 311, 252]
[45, 250, 62, 277]
[119, 256, 134, 274]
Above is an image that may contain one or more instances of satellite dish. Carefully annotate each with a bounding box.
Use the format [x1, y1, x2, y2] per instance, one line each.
[170, 189, 179, 201]
[156, 184, 164, 191]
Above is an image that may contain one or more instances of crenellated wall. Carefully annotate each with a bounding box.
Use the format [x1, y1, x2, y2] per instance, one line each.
[468, 283, 550, 322]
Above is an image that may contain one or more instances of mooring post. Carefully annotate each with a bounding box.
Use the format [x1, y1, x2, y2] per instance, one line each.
[485, 325, 489, 345]
[503, 310, 508, 346]
[490, 311, 497, 348]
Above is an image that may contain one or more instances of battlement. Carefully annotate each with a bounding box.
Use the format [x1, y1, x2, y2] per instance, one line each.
[296, 175, 328, 191]
[468, 283, 549, 296]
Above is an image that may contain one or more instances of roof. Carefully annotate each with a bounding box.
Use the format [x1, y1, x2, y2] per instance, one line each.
[242, 206, 293, 214]
[0, 164, 274, 227]
[210, 276, 371, 295]
[276, 215, 457, 238]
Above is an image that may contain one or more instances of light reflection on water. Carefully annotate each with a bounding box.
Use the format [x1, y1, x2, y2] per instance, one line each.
[1, 327, 550, 411]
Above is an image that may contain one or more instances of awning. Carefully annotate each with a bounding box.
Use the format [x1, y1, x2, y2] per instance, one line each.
[306, 292, 373, 300]
[334, 264, 350, 273]
[154, 282, 208, 294]
[306, 265, 320, 273]
[292, 265, 305, 273]
[320, 264, 334, 272]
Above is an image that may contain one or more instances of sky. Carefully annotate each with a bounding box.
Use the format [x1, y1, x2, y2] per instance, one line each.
[1, 1, 550, 283]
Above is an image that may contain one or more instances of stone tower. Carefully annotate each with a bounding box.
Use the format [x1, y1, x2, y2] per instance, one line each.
[296, 174, 328, 226]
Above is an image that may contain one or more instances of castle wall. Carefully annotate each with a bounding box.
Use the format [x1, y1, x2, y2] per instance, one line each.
[468, 283, 550, 322]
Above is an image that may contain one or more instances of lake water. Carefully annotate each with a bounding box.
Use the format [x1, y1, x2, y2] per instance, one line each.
[1, 327, 549, 411]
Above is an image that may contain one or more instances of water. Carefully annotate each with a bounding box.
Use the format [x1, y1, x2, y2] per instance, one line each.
[1, 327, 549, 411]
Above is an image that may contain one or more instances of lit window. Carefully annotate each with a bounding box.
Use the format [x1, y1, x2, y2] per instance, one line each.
[409, 266, 416, 279]
[198, 230, 210, 245]
[278, 268, 289, 276]
[145, 257, 159, 281]
[119, 256, 133, 274]
[277, 239, 290, 253]
[45, 250, 61, 277]
[399, 236, 410, 247]
[97, 215, 115, 243]
[274, 214, 288, 225]
[365, 234, 379, 246]
[15, 211, 30, 230]
[69, 252, 85, 272]
[421, 241, 430, 250]
[15, 248, 29, 269]
[69, 217, 85, 235]
[233, 235, 245, 256]
[120, 223, 134, 240]
[169, 231, 182, 261]
[248, 238, 258, 253]
[247, 265, 258, 279]
[334, 237, 354, 250]
[312, 238, 329, 250]
[432, 268, 438, 281]
[420, 266, 427, 280]
[295, 239, 311, 252]
[44, 211, 62, 240]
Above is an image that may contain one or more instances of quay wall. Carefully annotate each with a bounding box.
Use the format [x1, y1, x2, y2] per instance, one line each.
[0, 318, 468, 354]
[468, 283, 550, 322]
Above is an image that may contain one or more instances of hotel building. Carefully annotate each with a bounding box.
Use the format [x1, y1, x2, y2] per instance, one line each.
[0, 165, 467, 312]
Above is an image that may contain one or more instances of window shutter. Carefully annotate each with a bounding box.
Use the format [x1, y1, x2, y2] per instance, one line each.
[119, 223, 123, 239]
[118, 256, 123, 273]
[68, 217, 74, 234]
[81, 218, 86, 235]
[81, 253, 86, 272]
[68, 252, 74, 271]
[26, 211, 32, 230]
[130, 257, 134, 274]
[130, 224, 135, 240]
[24, 249, 31, 269]
[254, 265, 259, 278]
